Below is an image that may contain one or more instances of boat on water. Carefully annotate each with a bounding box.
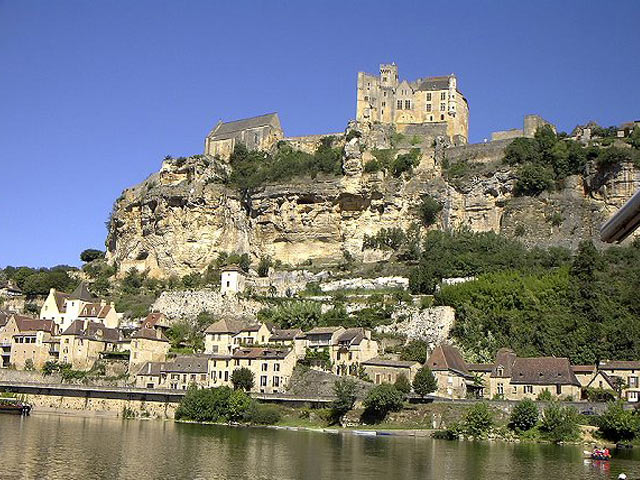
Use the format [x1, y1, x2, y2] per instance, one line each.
[353, 430, 377, 437]
[0, 397, 32, 415]
[584, 450, 611, 461]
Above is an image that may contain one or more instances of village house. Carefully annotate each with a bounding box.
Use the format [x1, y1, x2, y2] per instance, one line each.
[227, 347, 296, 394]
[203, 316, 271, 355]
[426, 344, 477, 399]
[163, 356, 209, 390]
[129, 327, 171, 373]
[0, 315, 57, 369]
[77, 300, 119, 329]
[330, 328, 379, 376]
[361, 358, 421, 385]
[134, 361, 168, 389]
[141, 312, 171, 332]
[467, 363, 494, 398]
[304, 326, 346, 350]
[59, 320, 123, 371]
[571, 364, 597, 389]
[598, 360, 640, 402]
[585, 369, 618, 398]
[220, 265, 246, 295]
[0, 280, 22, 298]
[268, 328, 307, 357]
[207, 354, 233, 388]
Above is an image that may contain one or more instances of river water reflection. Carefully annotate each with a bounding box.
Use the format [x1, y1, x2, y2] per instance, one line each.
[1, 414, 639, 479]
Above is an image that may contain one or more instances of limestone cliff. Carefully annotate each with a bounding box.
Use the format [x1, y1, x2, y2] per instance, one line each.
[105, 127, 640, 277]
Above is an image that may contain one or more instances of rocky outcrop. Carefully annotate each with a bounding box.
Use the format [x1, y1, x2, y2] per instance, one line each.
[105, 126, 640, 278]
[151, 290, 262, 320]
[319, 276, 409, 292]
[377, 306, 455, 347]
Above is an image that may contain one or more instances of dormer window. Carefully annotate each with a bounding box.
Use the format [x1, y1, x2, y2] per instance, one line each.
[497, 367, 504, 376]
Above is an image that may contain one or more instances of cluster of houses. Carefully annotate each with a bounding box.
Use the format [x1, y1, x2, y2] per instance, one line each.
[1, 280, 640, 402]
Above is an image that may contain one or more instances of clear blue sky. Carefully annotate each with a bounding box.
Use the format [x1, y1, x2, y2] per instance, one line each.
[1, 0, 639, 268]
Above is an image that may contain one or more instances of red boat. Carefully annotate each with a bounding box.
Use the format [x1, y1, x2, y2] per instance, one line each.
[0, 397, 32, 415]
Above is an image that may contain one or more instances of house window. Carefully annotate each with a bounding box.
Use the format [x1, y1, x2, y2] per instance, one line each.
[404, 100, 411, 110]
[556, 385, 562, 395]
[629, 376, 638, 388]
[260, 376, 267, 387]
[262, 363, 268, 371]
[381, 101, 386, 107]
[396, 100, 403, 110]
[524, 385, 533, 394]
[512, 386, 517, 394]
[440, 92, 446, 100]
[426, 104, 431, 112]
[426, 93, 432, 101]
[226, 281, 230, 287]
[440, 103, 446, 111]
[429, 115, 433, 121]
[497, 383, 504, 395]
[348, 352, 353, 361]
[224, 371, 229, 381]
[497, 368, 504, 377]
[382, 76, 387, 82]
[440, 114, 445, 120]
[383, 91, 387, 97]
[273, 376, 280, 387]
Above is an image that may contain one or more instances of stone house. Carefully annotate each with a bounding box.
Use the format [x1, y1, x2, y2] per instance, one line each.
[361, 358, 421, 385]
[220, 266, 246, 296]
[164, 356, 210, 390]
[467, 363, 494, 398]
[304, 326, 346, 350]
[204, 317, 271, 355]
[598, 360, 640, 402]
[0, 315, 57, 369]
[330, 328, 379, 376]
[356, 63, 469, 143]
[227, 347, 296, 394]
[77, 300, 119, 329]
[134, 361, 168, 389]
[141, 312, 171, 332]
[129, 327, 171, 373]
[426, 344, 477, 399]
[571, 364, 597, 389]
[59, 320, 123, 371]
[585, 370, 617, 396]
[0, 280, 22, 297]
[204, 113, 283, 160]
[207, 354, 234, 388]
[268, 328, 307, 358]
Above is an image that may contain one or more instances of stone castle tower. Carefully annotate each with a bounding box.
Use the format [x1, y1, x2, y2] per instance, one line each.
[356, 63, 469, 144]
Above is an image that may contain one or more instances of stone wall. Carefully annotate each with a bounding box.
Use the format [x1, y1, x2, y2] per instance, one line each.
[442, 139, 513, 165]
[281, 133, 344, 155]
[151, 289, 262, 320]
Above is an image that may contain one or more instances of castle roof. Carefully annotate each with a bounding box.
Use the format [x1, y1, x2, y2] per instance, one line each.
[415, 76, 451, 91]
[207, 113, 281, 141]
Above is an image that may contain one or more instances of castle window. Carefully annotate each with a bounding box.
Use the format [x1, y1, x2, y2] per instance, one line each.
[382, 77, 387, 82]
[381, 102, 386, 107]
[383, 91, 387, 97]
[440, 103, 446, 111]
[396, 100, 403, 110]
[404, 100, 411, 110]
[426, 104, 431, 112]
[364, 95, 369, 101]
[441, 92, 446, 100]
[429, 115, 433, 121]
[254, 133, 258, 143]
[440, 114, 445, 120]
[426, 93, 432, 101]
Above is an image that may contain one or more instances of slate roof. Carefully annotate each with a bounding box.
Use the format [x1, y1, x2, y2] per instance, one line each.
[361, 357, 420, 369]
[491, 348, 518, 378]
[426, 344, 471, 377]
[599, 360, 640, 370]
[204, 316, 261, 335]
[61, 320, 121, 343]
[509, 357, 580, 386]
[305, 326, 343, 335]
[467, 363, 494, 372]
[337, 327, 367, 346]
[163, 356, 208, 374]
[232, 347, 291, 360]
[135, 361, 167, 377]
[415, 76, 451, 91]
[269, 328, 303, 342]
[207, 113, 281, 141]
[69, 282, 97, 302]
[14, 316, 55, 334]
[131, 327, 169, 342]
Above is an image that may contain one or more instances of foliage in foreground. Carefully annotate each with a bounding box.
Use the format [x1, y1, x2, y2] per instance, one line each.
[412, 366, 438, 398]
[597, 401, 640, 442]
[362, 384, 405, 423]
[508, 398, 539, 432]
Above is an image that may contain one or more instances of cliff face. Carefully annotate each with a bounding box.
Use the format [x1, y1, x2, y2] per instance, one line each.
[106, 133, 640, 277]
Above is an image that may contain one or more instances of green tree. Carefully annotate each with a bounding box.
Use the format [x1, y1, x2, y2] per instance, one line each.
[461, 402, 495, 438]
[331, 378, 359, 421]
[597, 401, 639, 442]
[80, 249, 105, 263]
[231, 367, 255, 392]
[514, 164, 555, 196]
[539, 402, 580, 443]
[418, 195, 443, 227]
[412, 366, 438, 397]
[257, 256, 272, 277]
[400, 340, 429, 363]
[508, 398, 539, 432]
[362, 384, 405, 422]
[394, 374, 412, 394]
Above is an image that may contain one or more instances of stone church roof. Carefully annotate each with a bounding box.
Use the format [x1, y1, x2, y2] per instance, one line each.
[207, 112, 281, 141]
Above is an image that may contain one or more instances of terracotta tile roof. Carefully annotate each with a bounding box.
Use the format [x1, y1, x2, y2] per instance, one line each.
[232, 347, 291, 360]
[361, 357, 420, 368]
[143, 313, 170, 329]
[599, 360, 640, 370]
[78, 303, 113, 319]
[131, 327, 169, 342]
[61, 320, 121, 343]
[426, 344, 471, 377]
[269, 328, 303, 342]
[510, 357, 580, 386]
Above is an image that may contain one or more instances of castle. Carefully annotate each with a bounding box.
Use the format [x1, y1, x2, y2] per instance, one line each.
[356, 63, 469, 145]
[204, 62, 470, 158]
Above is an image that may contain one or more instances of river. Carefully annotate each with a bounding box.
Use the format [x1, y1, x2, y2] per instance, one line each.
[1, 414, 639, 479]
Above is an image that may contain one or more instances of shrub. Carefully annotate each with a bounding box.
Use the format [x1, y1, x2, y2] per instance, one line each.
[257, 301, 322, 330]
[24, 359, 34, 371]
[175, 386, 252, 422]
[585, 387, 617, 403]
[362, 384, 405, 422]
[245, 402, 282, 425]
[461, 402, 495, 438]
[597, 401, 639, 442]
[391, 149, 420, 177]
[418, 195, 443, 227]
[539, 402, 580, 443]
[231, 367, 254, 392]
[596, 146, 631, 169]
[332, 378, 358, 420]
[514, 164, 555, 196]
[80, 249, 105, 263]
[412, 366, 438, 397]
[400, 340, 429, 363]
[509, 398, 539, 432]
[257, 256, 272, 277]
[394, 374, 412, 395]
[362, 227, 406, 251]
[345, 129, 361, 142]
[537, 389, 553, 401]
